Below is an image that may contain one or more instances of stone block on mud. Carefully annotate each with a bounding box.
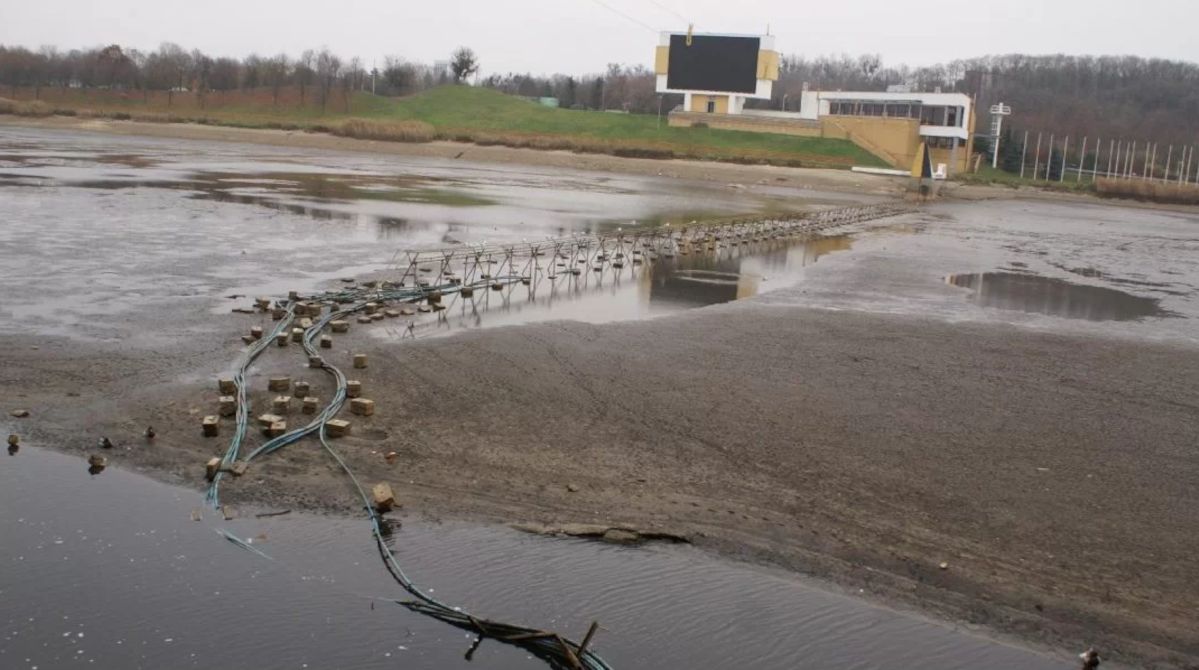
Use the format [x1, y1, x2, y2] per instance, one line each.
[346, 380, 362, 398]
[308, 355, 324, 369]
[263, 421, 287, 438]
[201, 416, 219, 437]
[218, 378, 236, 394]
[330, 320, 349, 333]
[257, 413, 283, 428]
[218, 395, 236, 417]
[352, 354, 367, 369]
[275, 332, 288, 346]
[320, 335, 333, 349]
[350, 398, 375, 416]
[326, 419, 351, 437]
[250, 326, 263, 340]
[302, 397, 319, 414]
[272, 396, 291, 414]
[293, 381, 310, 398]
[372, 482, 396, 512]
[357, 316, 372, 324]
[268, 377, 291, 392]
[205, 457, 222, 481]
[291, 327, 304, 343]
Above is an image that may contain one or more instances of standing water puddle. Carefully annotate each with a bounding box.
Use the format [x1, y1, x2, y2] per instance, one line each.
[0, 446, 1065, 669]
[945, 272, 1170, 321]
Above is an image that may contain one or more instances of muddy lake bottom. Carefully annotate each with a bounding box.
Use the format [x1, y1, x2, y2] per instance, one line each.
[3, 125, 1198, 669]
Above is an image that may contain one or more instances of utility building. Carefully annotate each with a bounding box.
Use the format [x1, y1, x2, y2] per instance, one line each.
[654, 31, 780, 115]
[658, 33, 975, 175]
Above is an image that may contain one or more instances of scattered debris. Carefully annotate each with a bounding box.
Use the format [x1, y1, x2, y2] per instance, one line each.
[1079, 647, 1101, 669]
[385, 451, 399, 464]
[938, 561, 950, 570]
[144, 425, 155, 440]
[99, 436, 114, 449]
[88, 454, 107, 469]
[513, 522, 689, 545]
[254, 509, 292, 518]
[9, 409, 29, 418]
[566, 483, 580, 493]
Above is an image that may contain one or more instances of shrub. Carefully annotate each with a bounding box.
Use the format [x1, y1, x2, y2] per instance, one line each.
[1095, 178, 1199, 205]
[330, 118, 435, 143]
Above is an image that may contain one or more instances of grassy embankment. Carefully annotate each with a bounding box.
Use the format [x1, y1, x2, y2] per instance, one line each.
[0, 85, 884, 169]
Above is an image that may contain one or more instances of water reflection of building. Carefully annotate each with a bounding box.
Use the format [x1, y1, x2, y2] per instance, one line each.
[642, 234, 854, 308]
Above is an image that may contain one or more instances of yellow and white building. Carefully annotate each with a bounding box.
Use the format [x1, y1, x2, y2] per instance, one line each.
[656, 32, 976, 174]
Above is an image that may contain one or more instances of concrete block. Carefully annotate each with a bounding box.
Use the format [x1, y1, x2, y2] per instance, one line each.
[298, 318, 313, 330]
[201, 415, 219, 437]
[250, 326, 263, 340]
[372, 482, 396, 512]
[241, 335, 255, 345]
[293, 381, 310, 398]
[357, 316, 373, 324]
[275, 332, 288, 346]
[330, 320, 349, 333]
[205, 457, 222, 481]
[229, 461, 249, 477]
[326, 419, 351, 437]
[460, 287, 474, 298]
[320, 335, 333, 349]
[346, 380, 362, 398]
[291, 327, 304, 343]
[400, 307, 416, 316]
[271, 307, 286, 320]
[364, 302, 379, 315]
[268, 377, 291, 392]
[350, 398, 375, 416]
[383, 309, 400, 318]
[352, 354, 367, 369]
[218, 377, 236, 394]
[370, 313, 385, 321]
[264, 421, 287, 438]
[257, 413, 283, 428]
[308, 355, 324, 368]
[272, 396, 291, 413]
[218, 395, 236, 417]
[302, 396, 318, 414]
[255, 296, 271, 310]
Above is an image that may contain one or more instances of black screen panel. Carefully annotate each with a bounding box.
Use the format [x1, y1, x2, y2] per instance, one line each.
[666, 34, 760, 94]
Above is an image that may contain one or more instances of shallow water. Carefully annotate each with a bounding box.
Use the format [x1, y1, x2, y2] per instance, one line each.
[0, 127, 870, 341]
[0, 446, 1066, 670]
[943, 271, 1170, 321]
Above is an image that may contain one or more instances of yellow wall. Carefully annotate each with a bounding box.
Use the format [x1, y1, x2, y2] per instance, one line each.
[688, 95, 729, 114]
[757, 50, 780, 80]
[654, 46, 669, 75]
[821, 116, 920, 167]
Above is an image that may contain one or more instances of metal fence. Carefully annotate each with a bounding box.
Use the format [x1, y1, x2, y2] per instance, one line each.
[1010, 131, 1199, 185]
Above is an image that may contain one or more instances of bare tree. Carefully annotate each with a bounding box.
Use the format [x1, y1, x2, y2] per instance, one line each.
[450, 47, 478, 83]
[296, 49, 315, 105]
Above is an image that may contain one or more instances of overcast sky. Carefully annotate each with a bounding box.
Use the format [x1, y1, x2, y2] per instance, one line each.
[2, 0, 1195, 75]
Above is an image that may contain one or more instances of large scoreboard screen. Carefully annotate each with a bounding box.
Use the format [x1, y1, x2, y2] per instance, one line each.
[666, 34, 760, 94]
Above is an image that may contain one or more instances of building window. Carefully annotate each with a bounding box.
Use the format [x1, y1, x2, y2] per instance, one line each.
[946, 106, 959, 127]
[924, 136, 959, 149]
[706, 100, 716, 113]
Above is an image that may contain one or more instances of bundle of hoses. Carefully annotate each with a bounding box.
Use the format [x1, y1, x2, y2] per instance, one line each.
[207, 275, 614, 670]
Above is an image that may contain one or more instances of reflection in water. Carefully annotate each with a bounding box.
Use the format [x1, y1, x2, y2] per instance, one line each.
[389, 234, 854, 339]
[945, 272, 1169, 321]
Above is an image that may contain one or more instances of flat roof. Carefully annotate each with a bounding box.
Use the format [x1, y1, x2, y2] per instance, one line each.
[816, 91, 971, 105]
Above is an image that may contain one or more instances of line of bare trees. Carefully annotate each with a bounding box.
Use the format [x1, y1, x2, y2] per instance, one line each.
[3, 43, 1198, 146]
[0, 43, 379, 112]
